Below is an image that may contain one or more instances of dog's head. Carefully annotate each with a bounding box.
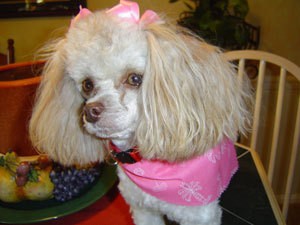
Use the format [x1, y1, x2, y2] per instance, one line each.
[29, 2, 252, 166]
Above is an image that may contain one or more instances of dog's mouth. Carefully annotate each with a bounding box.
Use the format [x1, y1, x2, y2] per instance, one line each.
[81, 99, 139, 140]
[82, 110, 137, 140]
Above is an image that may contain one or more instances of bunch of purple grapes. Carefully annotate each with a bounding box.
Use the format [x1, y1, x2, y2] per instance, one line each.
[50, 163, 102, 202]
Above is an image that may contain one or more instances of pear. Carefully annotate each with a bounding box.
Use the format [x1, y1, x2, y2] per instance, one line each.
[0, 153, 54, 202]
[0, 167, 22, 202]
[23, 170, 54, 201]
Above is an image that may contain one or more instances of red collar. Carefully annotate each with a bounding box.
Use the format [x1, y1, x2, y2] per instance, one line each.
[109, 141, 141, 164]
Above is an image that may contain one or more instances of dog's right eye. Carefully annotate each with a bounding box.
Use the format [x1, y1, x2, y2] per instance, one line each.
[82, 78, 94, 94]
[126, 73, 143, 87]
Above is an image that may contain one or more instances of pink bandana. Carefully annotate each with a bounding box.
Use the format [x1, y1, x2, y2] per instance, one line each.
[119, 139, 238, 206]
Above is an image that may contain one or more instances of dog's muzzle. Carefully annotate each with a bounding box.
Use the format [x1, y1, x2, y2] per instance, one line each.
[83, 102, 104, 123]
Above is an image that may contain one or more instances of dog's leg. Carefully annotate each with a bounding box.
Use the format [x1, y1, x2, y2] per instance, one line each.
[130, 207, 165, 225]
[118, 168, 165, 224]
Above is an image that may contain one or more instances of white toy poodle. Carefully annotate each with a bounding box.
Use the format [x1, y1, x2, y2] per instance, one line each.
[29, 1, 252, 224]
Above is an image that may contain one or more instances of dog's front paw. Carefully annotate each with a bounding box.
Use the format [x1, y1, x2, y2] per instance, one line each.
[131, 207, 165, 225]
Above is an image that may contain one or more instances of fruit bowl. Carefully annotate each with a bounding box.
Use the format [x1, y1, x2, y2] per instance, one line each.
[0, 163, 117, 224]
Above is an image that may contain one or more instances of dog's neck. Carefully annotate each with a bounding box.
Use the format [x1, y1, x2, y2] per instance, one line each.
[111, 138, 134, 152]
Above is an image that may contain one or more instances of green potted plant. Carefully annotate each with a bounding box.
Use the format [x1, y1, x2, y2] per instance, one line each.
[170, 0, 259, 50]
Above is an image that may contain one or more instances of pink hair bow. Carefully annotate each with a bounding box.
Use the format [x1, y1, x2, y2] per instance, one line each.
[106, 0, 160, 26]
[70, 6, 92, 28]
[70, 1, 160, 28]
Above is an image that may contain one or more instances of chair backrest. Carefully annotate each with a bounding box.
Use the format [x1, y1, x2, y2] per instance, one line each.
[0, 61, 44, 156]
[0, 39, 15, 65]
[224, 50, 300, 220]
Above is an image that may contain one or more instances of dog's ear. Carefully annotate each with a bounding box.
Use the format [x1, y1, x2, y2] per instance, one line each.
[29, 40, 105, 166]
[136, 24, 252, 162]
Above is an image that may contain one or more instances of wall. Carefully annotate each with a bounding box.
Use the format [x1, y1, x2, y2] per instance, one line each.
[1, 0, 299, 66]
[0, 17, 69, 62]
[0, 0, 184, 62]
[247, 0, 300, 66]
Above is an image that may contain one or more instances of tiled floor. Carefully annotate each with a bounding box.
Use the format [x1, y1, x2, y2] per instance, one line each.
[287, 203, 300, 225]
[166, 148, 278, 225]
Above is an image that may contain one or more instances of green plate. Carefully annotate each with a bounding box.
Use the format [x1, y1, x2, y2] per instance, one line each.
[0, 164, 117, 224]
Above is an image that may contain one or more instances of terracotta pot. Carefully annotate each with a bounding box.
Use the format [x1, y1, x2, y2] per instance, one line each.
[0, 61, 45, 156]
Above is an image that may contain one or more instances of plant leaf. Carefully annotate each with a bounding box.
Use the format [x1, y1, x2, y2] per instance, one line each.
[229, 0, 249, 18]
[4, 152, 19, 174]
[0, 156, 4, 167]
[184, 2, 194, 10]
[28, 168, 39, 182]
[214, 0, 227, 12]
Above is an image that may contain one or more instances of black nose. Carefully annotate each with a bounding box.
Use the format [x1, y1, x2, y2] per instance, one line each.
[84, 102, 104, 123]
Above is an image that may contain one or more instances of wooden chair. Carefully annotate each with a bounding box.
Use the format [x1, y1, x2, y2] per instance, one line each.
[224, 50, 300, 222]
[0, 39, 15, 65]
[0, 61, 45, 156]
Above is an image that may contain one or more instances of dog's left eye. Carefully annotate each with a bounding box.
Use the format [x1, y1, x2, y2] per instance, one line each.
[82, 78, 94, 93]
[126, 73, 143, 87]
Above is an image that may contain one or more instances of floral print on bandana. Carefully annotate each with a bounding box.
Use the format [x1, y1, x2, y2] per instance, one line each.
[178, 181, 212, 204]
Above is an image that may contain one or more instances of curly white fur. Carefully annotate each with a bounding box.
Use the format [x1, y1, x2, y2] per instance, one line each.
[29, 9, 252, 225]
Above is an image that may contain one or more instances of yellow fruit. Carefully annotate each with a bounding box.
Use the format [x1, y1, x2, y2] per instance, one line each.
[0, 153, 54, 202]
[0, 167, 22, 202]
[23, 170, 54, 201]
